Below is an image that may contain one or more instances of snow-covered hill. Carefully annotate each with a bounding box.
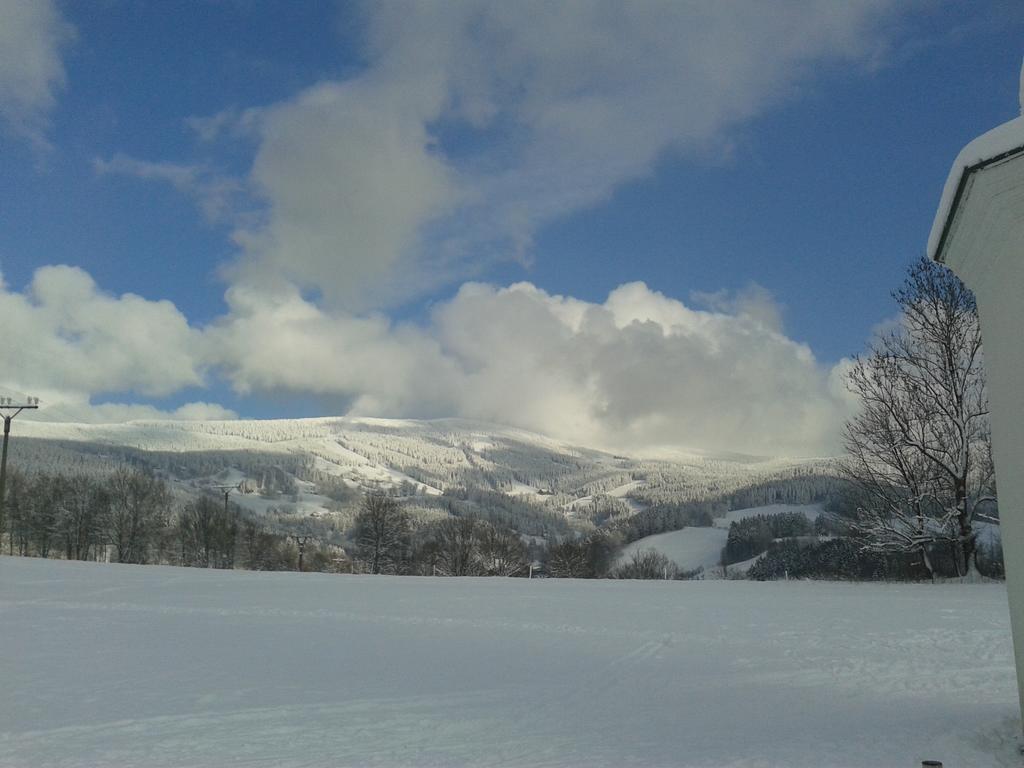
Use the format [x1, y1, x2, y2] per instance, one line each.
[10, 416, 836, 523]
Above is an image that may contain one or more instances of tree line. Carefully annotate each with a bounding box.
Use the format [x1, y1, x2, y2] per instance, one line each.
[1, 467, 340, 572]
[722, 511, 814, 565]
[351, 491, 539, 577]
[350, 494, 703, 580]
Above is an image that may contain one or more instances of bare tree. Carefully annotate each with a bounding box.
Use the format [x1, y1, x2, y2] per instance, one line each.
[28, 473, 64, 558]
[546, 538, 591, 578]
[614, 549, 678, 580]
[545, 531, 622, 578]
[5, 468, 29, 556]
[430, 516, 485, 576]
[241, 519, 278, 570]
[476, 524, 527, 577]
[178, 495, 240, 568]
[58, 476, 109, 561]
[843, 258, 994, 577]
[354, 490, 410, 574]
[107, 469, 170, 564]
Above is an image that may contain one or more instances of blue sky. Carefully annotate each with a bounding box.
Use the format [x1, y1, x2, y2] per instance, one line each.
[1, 1, 1021, 456]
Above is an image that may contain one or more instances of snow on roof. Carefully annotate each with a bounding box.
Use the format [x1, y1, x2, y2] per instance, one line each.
[929, 115, 1024, 261]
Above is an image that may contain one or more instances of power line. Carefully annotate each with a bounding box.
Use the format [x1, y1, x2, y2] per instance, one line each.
[211, 482, 244, 525]
[0, 387, 80, 423]
[0, 397, 40, 539]
[290, 534, 314, 573]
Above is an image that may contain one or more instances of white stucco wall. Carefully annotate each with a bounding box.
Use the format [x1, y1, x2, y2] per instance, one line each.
[933, 132, 1024, 723]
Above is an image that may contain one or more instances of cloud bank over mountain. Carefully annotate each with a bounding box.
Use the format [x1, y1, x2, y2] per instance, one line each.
[0, 269, 852, 455]
[0, 1, 905, 454]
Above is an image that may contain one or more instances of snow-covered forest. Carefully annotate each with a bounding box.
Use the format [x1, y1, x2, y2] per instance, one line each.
[1, 414, 1002, 581]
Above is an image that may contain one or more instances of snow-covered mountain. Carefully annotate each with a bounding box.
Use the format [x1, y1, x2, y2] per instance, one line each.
[9, 416, 837, 524]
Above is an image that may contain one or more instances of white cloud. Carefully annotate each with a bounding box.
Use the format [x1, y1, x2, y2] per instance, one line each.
[691, 284, 786, 334]
[213, 0, 904, 308]
[163, 402, 238, 422]
[212, 280, 849, 456]
[21, 398, 238, 425]
[93, 154, 242, 223]
[826, 357, 861, 417]
[0, 266, 206, 403]
[0, 264, 850, 454]
[208, 283, 463, 417]
[433, 281, 845, 456]
[227, 78, 459, 307]
[185, 106, 260, 144]
[0, 0, 73, 146]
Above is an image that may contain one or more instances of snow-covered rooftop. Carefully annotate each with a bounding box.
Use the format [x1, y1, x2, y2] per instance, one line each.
[929, 115, 1024, 261]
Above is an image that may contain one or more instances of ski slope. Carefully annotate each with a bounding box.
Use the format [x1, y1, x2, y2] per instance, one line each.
[712, 502, 824, 529]
[1, 556, 1018, 768]
[618, 527, 728, 573]
[618, 504, 824, 574]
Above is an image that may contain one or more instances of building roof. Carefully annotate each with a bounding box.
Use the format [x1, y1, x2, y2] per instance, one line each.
[929, 115, 1024, 263]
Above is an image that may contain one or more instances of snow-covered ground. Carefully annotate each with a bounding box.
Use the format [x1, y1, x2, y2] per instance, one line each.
[1, 556, 1018, 767]
[563, 480, 648, 517]
[617, 527, 728, 573]
[711, 502, 824, 529]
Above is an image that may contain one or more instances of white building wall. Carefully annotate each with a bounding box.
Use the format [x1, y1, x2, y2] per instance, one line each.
[935, 143, 1024, 723]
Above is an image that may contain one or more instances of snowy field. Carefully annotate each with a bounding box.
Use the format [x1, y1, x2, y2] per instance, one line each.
[617, 527, 728, 573]
[1, 557, 1019, 768]
[711, 503, 824, 529]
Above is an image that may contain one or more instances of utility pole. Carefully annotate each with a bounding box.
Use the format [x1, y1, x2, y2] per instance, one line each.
[291, 534, 312, 572]
[211, 482, 243, 569]
[0, 397, 39, 540]
[211, 482, 243, 518]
